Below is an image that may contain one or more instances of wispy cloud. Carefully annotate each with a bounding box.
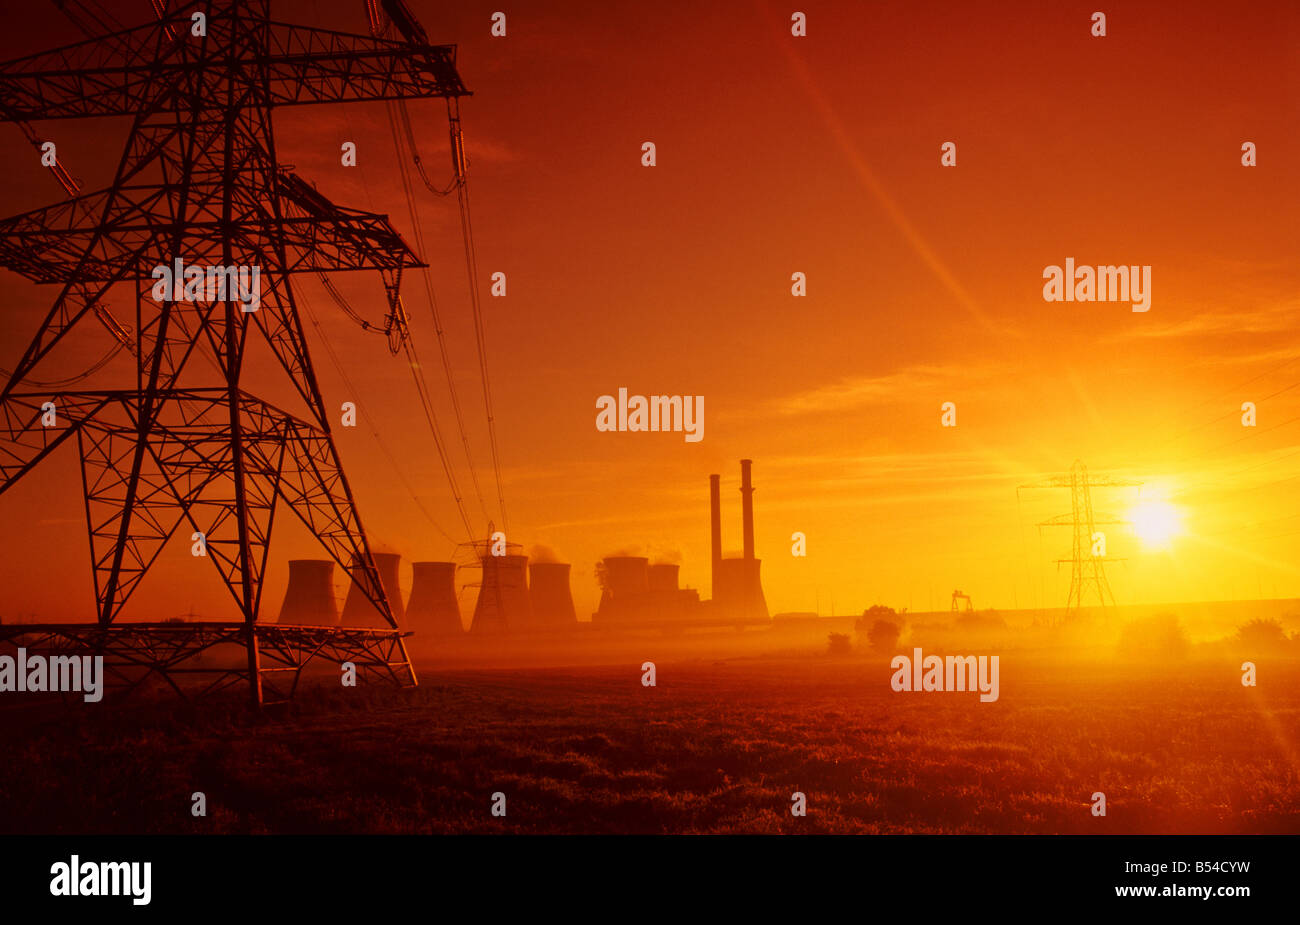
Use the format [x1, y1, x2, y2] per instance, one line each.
[772, 363, 998, 416]
[1117, 299, 1299, 341]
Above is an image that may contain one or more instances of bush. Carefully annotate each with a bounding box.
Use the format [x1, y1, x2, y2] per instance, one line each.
[855, 604, 897, 634]
[1117, 613, 1188, 658]
[1237, 618, 1288, 650]
[827, 633, 852, 656]
[864, 620, 901, 653]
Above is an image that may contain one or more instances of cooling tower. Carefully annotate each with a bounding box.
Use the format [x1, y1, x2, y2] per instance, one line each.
[648, 563, 680, 592]
[601, 556, 649, 598]
[406, 561, 463, 635]
[595, 555, 650, 623]
[340, 552, 405, 629]
[276, 559, 339, 626]
[529, 562, 577, 627]
[715, 557, 769, 621]
[470, 554, 532, 633]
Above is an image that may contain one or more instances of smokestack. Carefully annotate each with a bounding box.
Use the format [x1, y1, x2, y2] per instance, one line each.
[276, 559, 339, 626]
[406, 561, 462, 635]
[709, 473, 721, 599]
[340, 552, 405, 629]
[740, 459, 755, 561]
[529, 562, 577, 627]
[470, 554, 532, 633]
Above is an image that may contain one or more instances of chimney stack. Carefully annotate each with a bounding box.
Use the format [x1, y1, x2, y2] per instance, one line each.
[709, 473, 722, 600]
[740, 459, 755, 561]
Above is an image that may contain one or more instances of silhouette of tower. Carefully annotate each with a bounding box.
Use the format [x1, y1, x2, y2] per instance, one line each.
[707, 460, 768, 622]
[1022, 461, 1140, 623]
[470, 554, 531, 633]
[529, 562, 577, 628]
[407, 562, 463, 635]
[277, 559, 340, 626]
[341, 553, 406, 630]
[0, 0, 469, 702]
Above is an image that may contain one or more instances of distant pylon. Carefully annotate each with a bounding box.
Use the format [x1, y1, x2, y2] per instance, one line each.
[1020, 461, 1140, 623]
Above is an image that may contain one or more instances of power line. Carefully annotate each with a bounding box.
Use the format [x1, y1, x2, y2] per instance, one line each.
[299, 286, 459, 546]
[358, 0, 507, 537]
[449, 96, 509, 531]
[383, 97, 491, 530]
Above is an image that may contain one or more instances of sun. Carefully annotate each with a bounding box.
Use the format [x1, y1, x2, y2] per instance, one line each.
[1129, 500, 1183, 549]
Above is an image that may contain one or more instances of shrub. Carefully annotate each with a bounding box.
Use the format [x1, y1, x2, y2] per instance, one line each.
[827, 633, 852, 656]
[1118, 613, 1188, 658]
[864, 620, 901, 653]
[1237, 618, 1288, 650]
[855, 604, 897, 634]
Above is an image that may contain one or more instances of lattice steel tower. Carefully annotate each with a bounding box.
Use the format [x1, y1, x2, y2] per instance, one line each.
[1022, 461, 1140, 623]
[0, 0, 469, 702]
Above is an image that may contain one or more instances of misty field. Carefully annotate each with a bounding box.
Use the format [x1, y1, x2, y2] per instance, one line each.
[2, 653, 1298, 834]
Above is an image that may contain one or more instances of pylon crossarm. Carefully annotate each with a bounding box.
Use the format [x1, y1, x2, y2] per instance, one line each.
[0, 392, 108, 493]
[0, 10, 467, 123]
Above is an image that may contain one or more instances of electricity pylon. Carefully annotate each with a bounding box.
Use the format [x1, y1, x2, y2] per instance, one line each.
[1020, 461, 1141, 623]
[0, 0, 469, 703]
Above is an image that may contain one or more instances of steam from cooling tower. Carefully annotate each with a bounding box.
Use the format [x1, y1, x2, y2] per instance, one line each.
[528, 544, 561, 564]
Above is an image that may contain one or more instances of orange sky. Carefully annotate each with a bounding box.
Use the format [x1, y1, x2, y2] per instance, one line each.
[0, 0, 1297, 622]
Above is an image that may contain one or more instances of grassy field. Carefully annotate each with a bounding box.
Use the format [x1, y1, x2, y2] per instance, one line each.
[1, 651, 1298, 834]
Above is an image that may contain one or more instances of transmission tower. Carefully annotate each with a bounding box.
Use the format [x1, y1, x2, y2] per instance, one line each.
[1020, 461, 1141, 623]
[0, 0, 470, 704]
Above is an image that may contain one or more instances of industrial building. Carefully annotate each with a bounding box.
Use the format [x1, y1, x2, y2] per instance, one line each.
[275, 459, 768, 636]
[594, 555, 701, 624]
[593, 459, 768, 626]
[710, 459, 770, 622]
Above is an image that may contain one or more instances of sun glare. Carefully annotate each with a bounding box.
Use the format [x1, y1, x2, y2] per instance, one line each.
[1129, 500, 1183, 549]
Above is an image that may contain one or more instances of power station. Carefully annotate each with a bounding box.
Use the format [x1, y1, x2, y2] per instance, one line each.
[593, 459, 769, 627]
[268, 459, 772, 639]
